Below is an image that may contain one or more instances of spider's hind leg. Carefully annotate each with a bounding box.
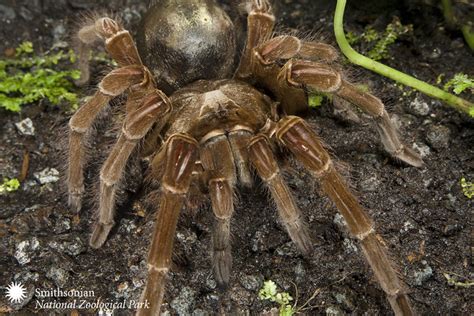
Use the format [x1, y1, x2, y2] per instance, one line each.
[250, 37, 423, 167]
[275, 116, 415, 316]
[279, 60, 423, 167]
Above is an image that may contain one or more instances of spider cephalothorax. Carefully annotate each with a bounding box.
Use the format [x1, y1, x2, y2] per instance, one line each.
[67, 0, 423, 315]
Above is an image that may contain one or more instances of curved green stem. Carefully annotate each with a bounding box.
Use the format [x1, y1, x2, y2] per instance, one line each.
[334, 0, 474, 117]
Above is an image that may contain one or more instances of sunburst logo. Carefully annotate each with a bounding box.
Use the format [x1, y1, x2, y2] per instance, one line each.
[5, 282, 27, 304]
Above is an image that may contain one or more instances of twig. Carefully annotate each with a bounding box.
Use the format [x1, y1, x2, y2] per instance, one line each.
[334, 0, 474, 117]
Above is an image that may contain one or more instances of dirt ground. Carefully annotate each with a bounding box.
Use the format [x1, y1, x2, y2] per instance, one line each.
[1, 0, 473, 315]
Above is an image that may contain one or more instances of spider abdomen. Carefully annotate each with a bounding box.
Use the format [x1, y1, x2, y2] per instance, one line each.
[137, 0, 237, 95]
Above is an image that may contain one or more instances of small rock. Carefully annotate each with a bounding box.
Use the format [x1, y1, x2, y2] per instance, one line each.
[63, 237, 86, 256]
[53, 216, 71, 234]
[34, 168, 60, 184]
[205, 277, 216, 290]
[192, 309, 209, 316]
[407, 97, 431, 116]
[443, 223, 462, 236]
[414, 262, 433, 286]
[412, 142, 430, 158]
[326, 306, 345, 316]
[15, 118, 35, 136]
[275, 242, 299, 257]
[46, 266, 69, 287]
[239, 273, 262, 291]
[400, 220, 416, 234]
[14, 238, 40, 265]
[334, 292, 355, 310]
[343, 238, 358, 253]
[359, 175, 381, 192]
[0, 4, 16, 20]
[294, 261, 306, 282]
[333, 214, 347, 230]
[429, 48, 441, 59]
[171, 286, 196, 314]
[425, 125, 450, 150]
[117, 282, 129, 293]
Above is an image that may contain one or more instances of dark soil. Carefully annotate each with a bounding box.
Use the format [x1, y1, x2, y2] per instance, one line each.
[1, 0, 473, 315]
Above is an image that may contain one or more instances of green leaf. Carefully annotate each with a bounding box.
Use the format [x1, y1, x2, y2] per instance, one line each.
[460, 177, 474, 199]
[444, 73, 474, 95]
[15, 41, 34, 56]
[0, 178, 20, 193]
[0, 42, 80, 112]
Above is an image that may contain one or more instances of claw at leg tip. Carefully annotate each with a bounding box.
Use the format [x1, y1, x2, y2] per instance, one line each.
[90, 223, 114, 249]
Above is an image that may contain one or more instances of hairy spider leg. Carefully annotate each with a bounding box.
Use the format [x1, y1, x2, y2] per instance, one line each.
[276, 116, 415, 316]
[200, 133, 237, 287]
[138, 134, 198, 316]
[76, 17, 142, 84]
[250, 37, 423, 166]
[68, 15, 147, 211]
[248, 134, 313, 255]
[68, 65, 147, 212]
[91, 87, 170, 248]
[235, 0, 275, 80]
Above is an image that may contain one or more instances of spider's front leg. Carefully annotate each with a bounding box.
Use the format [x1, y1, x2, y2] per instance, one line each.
[235, 0, 275, 79]
[252, 38, 423, 167]
[138, 134, 198, 316]
[75, 17, 142, 84]
[200, 133, 237, 287]
[68, 16, 146, 211]
[90, 86, 171, 248]
[68, 65, 148, 212]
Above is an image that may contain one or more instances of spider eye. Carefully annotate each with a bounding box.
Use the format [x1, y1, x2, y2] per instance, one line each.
[137, 0, 237, 94]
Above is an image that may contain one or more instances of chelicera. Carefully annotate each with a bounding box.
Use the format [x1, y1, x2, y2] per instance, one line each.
[67, 0, 423, 314]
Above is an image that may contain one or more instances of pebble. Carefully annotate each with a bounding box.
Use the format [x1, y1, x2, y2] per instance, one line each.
[0, 4, 16, 20]
[293, 261, 306, 282]
[425, 125, 450, 150]
[34, 168, 60, 184]
[48, 237, 86, 256]
[407, 97, 431, 116]
[171, 286, 196, 314]
[325, 306, 345, 316]
[239, 273, 262, 291]
[46, 266, 69, 287]
[343, 238, 358, 253]
[15, 118, 35, 136]
[334, 292, 355, 310]
[412, 142, 431, 158]
[359, 175, 381, 192]
[14, 238, 40, 265]
[275, 242, 299, 257]
[414, 262, 433, 286]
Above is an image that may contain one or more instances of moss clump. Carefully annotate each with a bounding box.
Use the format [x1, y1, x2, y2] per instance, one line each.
[346, 17, 413, 61]
[460, 178, 473, 199]
[0, 41, 81, 112]
[444, 73, 474, 95]
[0, 178, 20, 194]
[259, 280, 295, 316]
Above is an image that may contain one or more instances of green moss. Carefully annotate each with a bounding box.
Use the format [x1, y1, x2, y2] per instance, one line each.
[259, 280, 295, 316]
[346, 18, 412, 61]
[308, 94, 325, 108]
[0, 41, 81, 112]
[0, 178, 20, 194]
[460, 177, 473, 199]
[444, 73, 474, 95]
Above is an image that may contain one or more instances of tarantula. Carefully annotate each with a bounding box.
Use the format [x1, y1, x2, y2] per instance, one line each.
[67, 0, 423, 314]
